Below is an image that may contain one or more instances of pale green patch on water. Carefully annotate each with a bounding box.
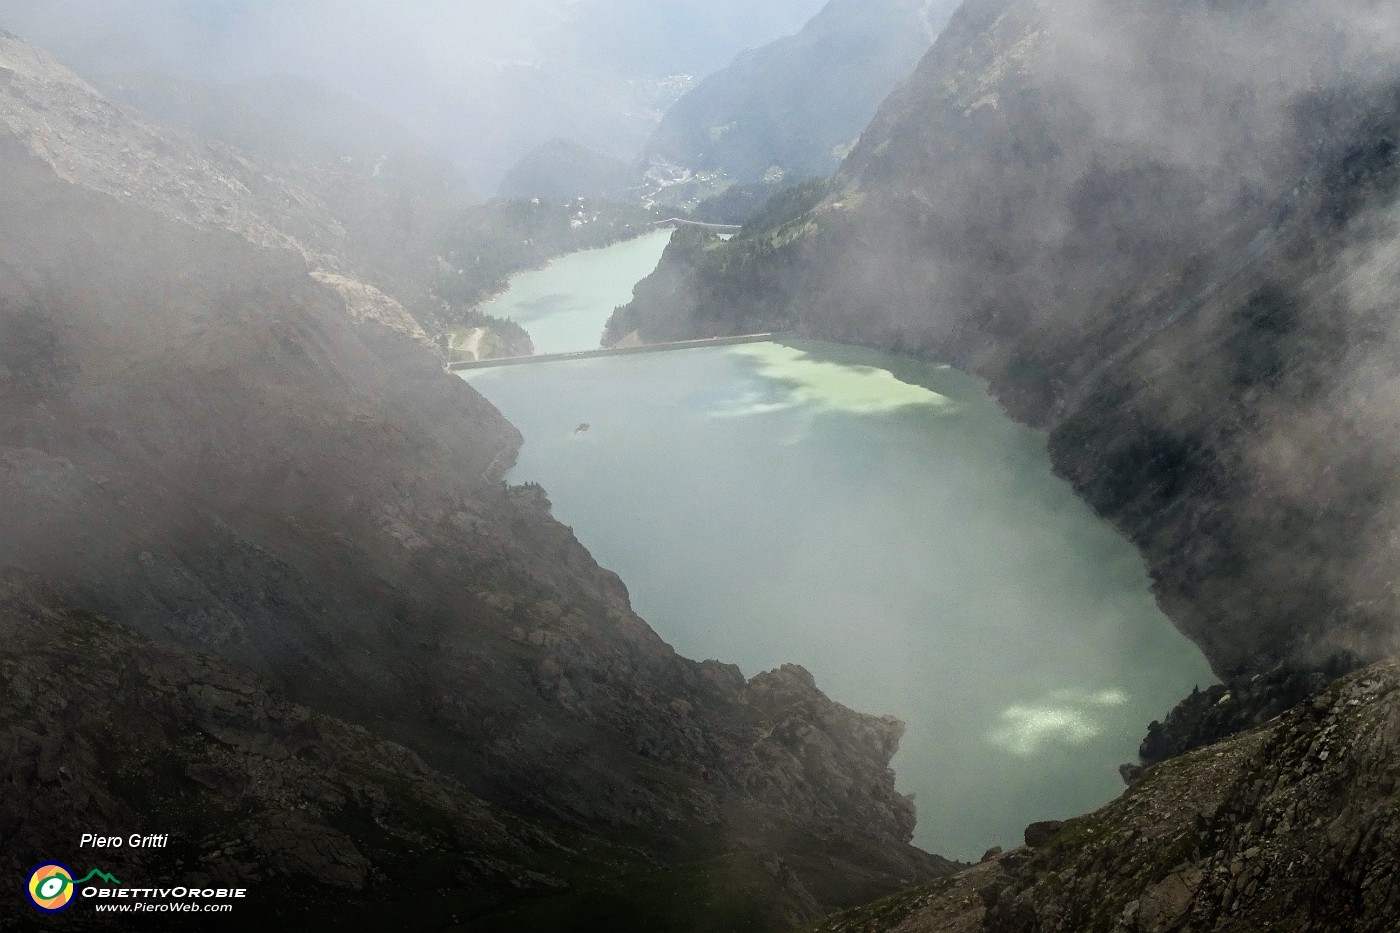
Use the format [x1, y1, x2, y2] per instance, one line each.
[713, 342, 953, 419]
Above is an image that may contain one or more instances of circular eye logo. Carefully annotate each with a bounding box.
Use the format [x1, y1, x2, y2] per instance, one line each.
[26, 863, 76, 913]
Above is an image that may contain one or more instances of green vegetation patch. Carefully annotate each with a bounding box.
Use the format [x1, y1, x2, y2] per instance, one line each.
[737, 178, 834, 240]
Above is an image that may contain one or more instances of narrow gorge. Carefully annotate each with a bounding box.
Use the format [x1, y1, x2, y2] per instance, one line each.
[5, 0, 1400, 930]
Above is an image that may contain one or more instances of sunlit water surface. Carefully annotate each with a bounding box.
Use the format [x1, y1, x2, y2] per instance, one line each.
[461, 237, 1215, 860]
[474, 229, 673, 354]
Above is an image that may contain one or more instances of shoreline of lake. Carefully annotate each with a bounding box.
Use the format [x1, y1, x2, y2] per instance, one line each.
[463, 327, 1217, 860]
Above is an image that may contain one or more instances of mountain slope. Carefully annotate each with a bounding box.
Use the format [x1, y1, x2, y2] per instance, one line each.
[0, 31, 458, 340]
[0, 0, 832, 187]
[611, 0, 1400, 681]
[496, 137, 633, 199]
[640, 0, 954, 187]
[78, 58, 657, 353]
[0, 572, 577, 930]
[93, 72, 441, 171]
[0, 32, 950, 929]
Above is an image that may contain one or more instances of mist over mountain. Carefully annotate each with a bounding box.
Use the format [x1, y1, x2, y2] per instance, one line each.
[0, 29, 948, 930]
[493, 0, 959, 208]
[614, 0, 1400, 679]
[496, 138, 633, 200]
[93, 71, 440, 172]
[39, 57, 660, 358]
[7, 0, 1400, 929]
[0, 0, 829, 187]
[641, 0, 957, 188]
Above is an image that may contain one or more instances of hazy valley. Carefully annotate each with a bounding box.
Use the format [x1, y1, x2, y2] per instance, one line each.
[3, 1, 1400, 931]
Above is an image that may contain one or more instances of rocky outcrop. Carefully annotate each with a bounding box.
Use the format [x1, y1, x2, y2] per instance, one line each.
[742, 665, 916, 840]
[1135, 663, 1350, 769]
[811, 658, 1400, 932]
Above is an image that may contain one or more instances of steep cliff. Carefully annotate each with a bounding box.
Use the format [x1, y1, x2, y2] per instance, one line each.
[0, 33, 951, 929]
[612, 0, 1400, 681]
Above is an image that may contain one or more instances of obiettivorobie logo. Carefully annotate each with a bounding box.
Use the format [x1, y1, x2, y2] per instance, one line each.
[26, 863, 121, 913]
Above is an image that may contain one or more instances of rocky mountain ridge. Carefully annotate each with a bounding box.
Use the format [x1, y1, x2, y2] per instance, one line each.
[0, 31, 443, 340]
[0, 571, 566, 930]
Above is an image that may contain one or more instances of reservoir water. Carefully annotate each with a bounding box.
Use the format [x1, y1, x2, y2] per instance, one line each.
[461, 234, 1216, 860]
[474, 229, 674, 354]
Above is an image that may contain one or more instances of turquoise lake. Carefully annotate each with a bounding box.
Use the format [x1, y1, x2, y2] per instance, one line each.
[461, 234, 1215, 860]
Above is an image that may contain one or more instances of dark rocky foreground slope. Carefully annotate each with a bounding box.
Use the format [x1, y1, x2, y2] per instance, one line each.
[0, 574, 946, 931]
[0, 572, 566, 930]
[809, 658, 1400, 933]
[0, 33, 950, 930]
[611, 0, 1400, 683]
